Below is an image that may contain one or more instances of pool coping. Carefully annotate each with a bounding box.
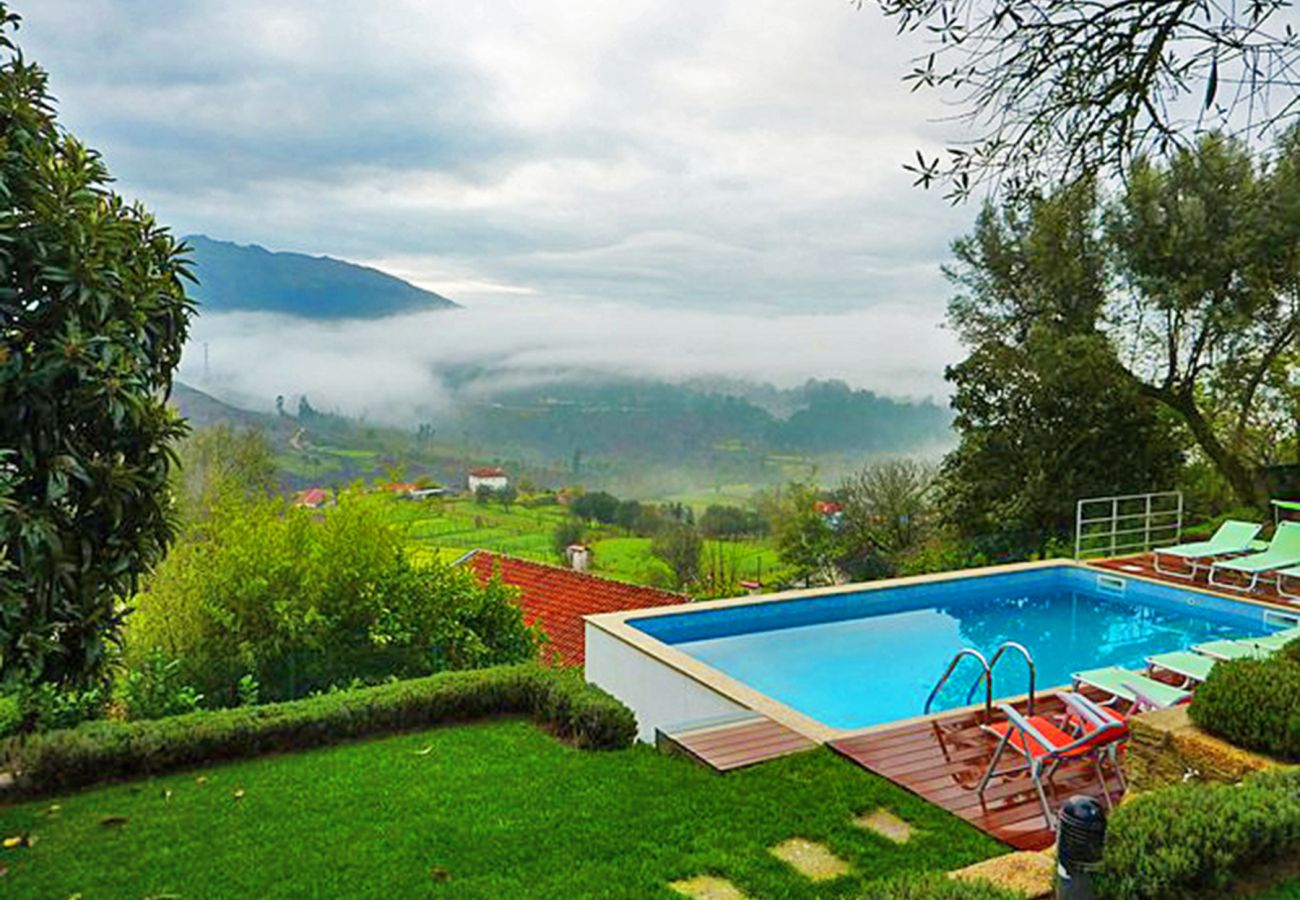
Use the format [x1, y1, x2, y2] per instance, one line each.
[584, 558, 1300, 745]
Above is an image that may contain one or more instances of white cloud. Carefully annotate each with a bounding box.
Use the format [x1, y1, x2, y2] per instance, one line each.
[182, 299, 958, 425]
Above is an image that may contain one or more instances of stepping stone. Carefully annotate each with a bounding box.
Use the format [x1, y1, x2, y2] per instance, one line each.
[950, 849, 1056, 899]
[669, 875, 748, 899]
[854, 808, 914, 843]
[768, 837, 852, 881]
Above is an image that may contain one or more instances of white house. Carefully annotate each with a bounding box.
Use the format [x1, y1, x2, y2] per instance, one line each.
[467, 466, 509, 493]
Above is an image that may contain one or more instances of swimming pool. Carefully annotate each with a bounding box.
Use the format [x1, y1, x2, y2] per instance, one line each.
[588, 563, 1294, 737]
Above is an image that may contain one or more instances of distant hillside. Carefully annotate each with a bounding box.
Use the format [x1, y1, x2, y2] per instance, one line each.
[170, 381, 276, 430]
[184, 235, 460, 319]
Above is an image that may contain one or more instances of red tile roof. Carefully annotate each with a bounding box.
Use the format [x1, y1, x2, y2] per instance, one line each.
[469, 467, 507, 478]
[461, 550, 688, 666]
[294, 487, 330, 508]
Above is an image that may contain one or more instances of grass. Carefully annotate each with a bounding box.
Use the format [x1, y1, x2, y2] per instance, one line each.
[0, 719, 1002, 898]
[592, 536, 787, 587]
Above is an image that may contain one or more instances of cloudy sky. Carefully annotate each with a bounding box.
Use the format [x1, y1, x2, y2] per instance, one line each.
[20, 0, 975, 410]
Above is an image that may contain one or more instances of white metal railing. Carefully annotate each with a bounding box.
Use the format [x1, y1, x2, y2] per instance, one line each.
[1074, 490, 1183, 560]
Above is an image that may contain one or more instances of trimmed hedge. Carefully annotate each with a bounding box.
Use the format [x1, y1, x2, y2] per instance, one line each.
[1098, 767, 1300, 900]
[1188, 642, 1300, 761]
[2, 663, 635, 794]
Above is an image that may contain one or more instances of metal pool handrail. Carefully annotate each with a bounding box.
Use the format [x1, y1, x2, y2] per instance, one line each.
[966, 641, 1037, 716]
[925, 647, 992, 716]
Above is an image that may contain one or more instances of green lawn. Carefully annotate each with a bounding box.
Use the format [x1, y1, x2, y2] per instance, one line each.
[0, 720, 1003, 898]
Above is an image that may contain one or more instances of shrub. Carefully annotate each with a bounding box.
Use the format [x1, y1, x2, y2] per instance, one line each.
[858, 872, 1020, 899]
[3, 663, 635, 794]
[1187, 652, 1300, 760]
[1097, 767, 1300, 899]
[1280, 637, 1300, 667]
[15, 683, 107, 732]
[118, 648, 205, 721]
[125, 490, 539, 703]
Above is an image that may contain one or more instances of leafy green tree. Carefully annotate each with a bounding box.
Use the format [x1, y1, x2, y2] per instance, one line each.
[699, 504, 767, 540]
[651, 523, 702, 589]
[940, 182, 1184, 548]
[838, 459, 935, 556]
[771, 483, 841, 585]
[1107, 134, 1300, 506]
[496, 483, 519, 510]
[551, 518, 586, 561]
[571, 490, 620, 524]
[176, 425, 276, 520]
[127, 491, 537, 703]
[0, 6, 195, 690]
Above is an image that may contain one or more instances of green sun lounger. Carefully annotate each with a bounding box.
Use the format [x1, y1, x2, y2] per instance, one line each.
[1252, 630, 1300, 651]
[1072, 666, 1191, 710]
[1153, 520, 1265, 578]
[1190, 639, 1274, 661]
[1145, 651, 1217, 684]
[1208, 521, 1300, 592]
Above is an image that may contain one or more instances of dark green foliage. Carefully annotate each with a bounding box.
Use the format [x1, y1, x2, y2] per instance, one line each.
[940, 181, 1184, 549]
[1281, 638, 1300, 667]
[651, 521, 703, 588]
[184, 234, 458, 318]
[15, 682, 105, 733]
[699, 504, 767, 539]
[1188, 652, 1300, 760]
[571, 490, 621, 524]
[1098, 768, 1300, 899]
[124, 490, 539, 704]
[3, 664, 635, 793]
[118, 648, 204, 721]
[551, 517, 586, 559]
[860, 872, 1020, 899]
[0, 6, 195, 689]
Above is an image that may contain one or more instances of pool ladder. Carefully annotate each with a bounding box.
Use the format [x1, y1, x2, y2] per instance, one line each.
[923, 642, 1036, 717]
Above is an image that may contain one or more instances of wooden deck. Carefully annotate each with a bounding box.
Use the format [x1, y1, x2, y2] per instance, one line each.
[829, 694, 1123, 851]
[1091, 553, 1300, 610]
[656, 713, 817, 772]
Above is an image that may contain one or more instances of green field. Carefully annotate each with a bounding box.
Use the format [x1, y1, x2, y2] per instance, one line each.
[388, 498, 594, 565]
[0, 720, 1003, 898]
[591, 536, 787, 589]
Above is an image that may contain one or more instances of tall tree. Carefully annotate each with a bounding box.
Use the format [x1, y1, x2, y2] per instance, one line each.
[872, 0, 1300, 200]
[940, 181, 1184, 545]
[1107, 133, 1300, 505]
[0, 6, 195, 688]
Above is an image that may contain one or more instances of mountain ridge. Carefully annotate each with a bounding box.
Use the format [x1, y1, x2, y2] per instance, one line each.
[184, 234, 460, 319]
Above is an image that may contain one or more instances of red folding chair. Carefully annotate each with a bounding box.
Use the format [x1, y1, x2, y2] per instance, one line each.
[977, 696, 1128, 828]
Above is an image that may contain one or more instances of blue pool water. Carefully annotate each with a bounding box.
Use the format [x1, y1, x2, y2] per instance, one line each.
[632, 566, 1287, 730]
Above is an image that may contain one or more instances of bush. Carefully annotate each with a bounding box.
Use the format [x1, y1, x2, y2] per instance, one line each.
[125, 489, 539, 703]
[3, 663, 635, 794]
[858, 872, 1020, 899]
[1187, 651, 1300, 760]
[1098, 767, 1300, 899]
[118, 648, 205, 721]
[15, 683, 106, 733]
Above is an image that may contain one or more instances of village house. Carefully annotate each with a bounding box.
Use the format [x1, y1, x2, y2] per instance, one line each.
[467, 466, 509, 493]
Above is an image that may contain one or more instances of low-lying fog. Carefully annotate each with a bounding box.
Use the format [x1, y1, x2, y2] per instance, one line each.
[179, 297, 959, 425]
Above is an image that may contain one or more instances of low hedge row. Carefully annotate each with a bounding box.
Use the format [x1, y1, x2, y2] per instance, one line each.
[1188, 639, 1300, 760]
[2, 663, 636, 794]
[1098, 767, 1300, 900]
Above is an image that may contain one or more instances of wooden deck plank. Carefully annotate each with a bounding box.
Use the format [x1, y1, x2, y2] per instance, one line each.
[658, 715, 816, 773]
[830, 703, 1125, 851]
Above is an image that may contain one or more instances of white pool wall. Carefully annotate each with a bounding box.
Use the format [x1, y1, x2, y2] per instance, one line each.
[585, 624, 748, 742]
